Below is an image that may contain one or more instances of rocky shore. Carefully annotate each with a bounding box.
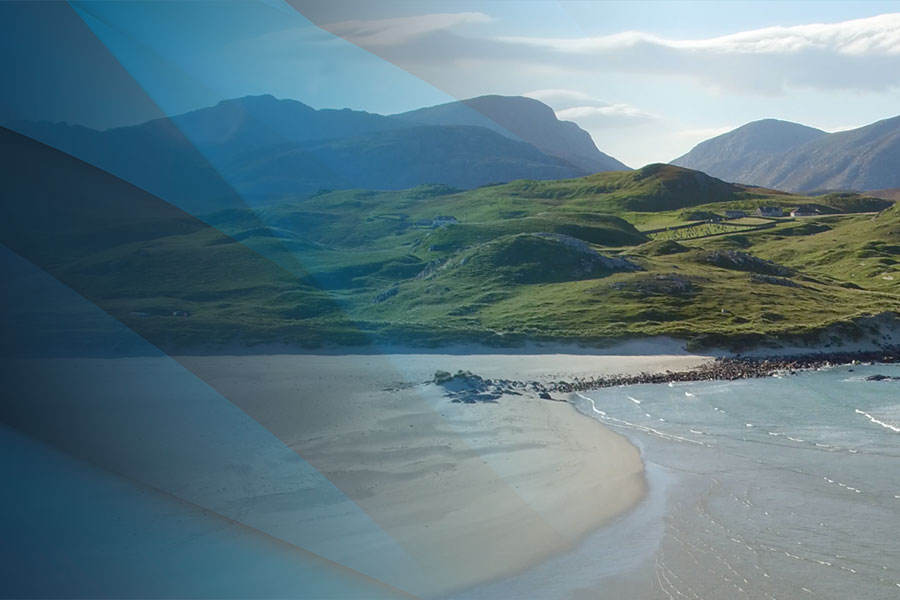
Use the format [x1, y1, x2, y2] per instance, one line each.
[553, 346, 900, 393]
[433, 346, 900, 403]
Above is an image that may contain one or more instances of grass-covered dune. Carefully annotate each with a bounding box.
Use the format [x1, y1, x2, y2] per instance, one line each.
[3, 127, 898, 353]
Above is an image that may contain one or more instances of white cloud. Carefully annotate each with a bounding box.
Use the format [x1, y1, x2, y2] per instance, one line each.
[500, 13, 900, 56]
[557, 104, 658, 128]
[523, 89, 658, 129]
[491, 15, 900, 94]
[323, 11, 900, 95]
[325, 12, 492, 47]
[558, 104, 653, 120]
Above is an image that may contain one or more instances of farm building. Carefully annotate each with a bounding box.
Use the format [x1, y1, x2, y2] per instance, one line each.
[790, 205, 820, 217]
[416, 216, 459, 228]
[756, 206, 784, 217]
[724, 210, 747, 219]
[432, 216, 458, 227]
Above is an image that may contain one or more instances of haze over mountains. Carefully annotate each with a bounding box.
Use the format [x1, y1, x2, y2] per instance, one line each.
[7, 94, 628, 213]
[673, 116, 900, 193]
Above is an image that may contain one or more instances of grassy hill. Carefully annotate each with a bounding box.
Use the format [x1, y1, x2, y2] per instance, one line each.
[3, 133, 898, 353]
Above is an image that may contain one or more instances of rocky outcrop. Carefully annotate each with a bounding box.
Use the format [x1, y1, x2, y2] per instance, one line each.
[749, 273, 801, 288]
[432, 370, 525, 403]
[700, 250, 793, 277]
[532, 233, 641, 272]
[611, 273, 696, 296]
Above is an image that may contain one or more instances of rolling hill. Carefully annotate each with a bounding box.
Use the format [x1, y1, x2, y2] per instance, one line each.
[3, 126, 896, 354]
[673, 116, 900, 193]
[0, 126, 350, 354]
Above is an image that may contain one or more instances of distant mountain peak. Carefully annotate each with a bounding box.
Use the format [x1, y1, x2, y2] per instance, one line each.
[461, 94, 558, 115]
[211, 94, 311, 112]
[394, 95, 630, 173]
[675, 119, 826, 160]
[742, 117, 818, 127]
[672, 115, 900, 192]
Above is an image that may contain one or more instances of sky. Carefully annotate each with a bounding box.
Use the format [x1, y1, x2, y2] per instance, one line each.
[1, 0, 898, 167]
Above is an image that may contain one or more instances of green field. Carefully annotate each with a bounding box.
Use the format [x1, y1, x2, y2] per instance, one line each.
[16, 163, 899, 352]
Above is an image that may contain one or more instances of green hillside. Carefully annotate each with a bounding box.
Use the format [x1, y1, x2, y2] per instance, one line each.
[5, 137, 898, 352]
[142, 167, 900, 349]
[221, 166, 900, 350]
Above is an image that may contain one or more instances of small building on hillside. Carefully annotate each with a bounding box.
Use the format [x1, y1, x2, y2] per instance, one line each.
[790, 205, 820, 217]
[756, 206, 784, 218]
[432, 216, 458, 227]
[724, 210, 747, 219]
[416, 215, 459, 228]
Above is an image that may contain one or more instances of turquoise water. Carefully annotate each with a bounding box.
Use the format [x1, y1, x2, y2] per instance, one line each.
[458, 364, 900, 599]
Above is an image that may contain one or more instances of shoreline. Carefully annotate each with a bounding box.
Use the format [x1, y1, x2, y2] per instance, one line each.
[13, 339, 897, 596]
[509, 346, 900, 395]
[169, 350, 705, 597]
[167, 336, 699, 358]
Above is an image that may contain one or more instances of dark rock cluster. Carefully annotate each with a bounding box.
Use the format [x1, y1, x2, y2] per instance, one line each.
[555, 348, 900, 394]
[434, 347, 900, 404]
[433, 370, 526, 403]
[749, 273, 802, 288]
[866, 374, 900, 381]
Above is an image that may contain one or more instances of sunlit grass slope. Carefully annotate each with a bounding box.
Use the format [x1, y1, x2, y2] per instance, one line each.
[4, 134, 897, 352]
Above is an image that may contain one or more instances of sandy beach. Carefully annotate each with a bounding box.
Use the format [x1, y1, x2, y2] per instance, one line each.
[6, 341, 712, 597]
[176, 342, 711, 596]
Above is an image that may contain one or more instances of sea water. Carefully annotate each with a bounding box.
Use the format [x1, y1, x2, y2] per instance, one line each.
[456, 363, 900, 600]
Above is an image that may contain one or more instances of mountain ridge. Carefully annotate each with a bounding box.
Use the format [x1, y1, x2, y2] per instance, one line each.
[394, 94, 630, 173]
[7, 94, 628, 213]
[673, 116, 900, 192]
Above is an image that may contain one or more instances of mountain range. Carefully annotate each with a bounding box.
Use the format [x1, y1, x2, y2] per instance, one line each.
[7, 95, 628, 214]
[673, 116, 900, 193]
[7, 92, 899, 211]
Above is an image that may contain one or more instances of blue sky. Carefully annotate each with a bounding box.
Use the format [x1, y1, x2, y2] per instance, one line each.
[2, 1, 898, 166]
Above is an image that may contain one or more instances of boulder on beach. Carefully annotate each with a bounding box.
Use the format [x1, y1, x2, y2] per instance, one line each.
[866, 374, 899, 381]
